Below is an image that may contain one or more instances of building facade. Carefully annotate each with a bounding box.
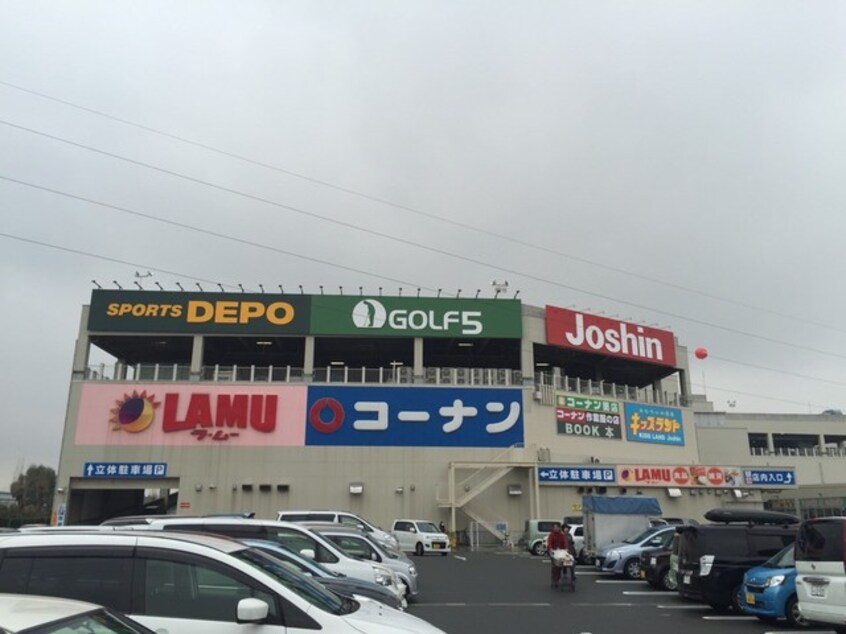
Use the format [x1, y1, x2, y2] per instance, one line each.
[53, 289, 827, 542]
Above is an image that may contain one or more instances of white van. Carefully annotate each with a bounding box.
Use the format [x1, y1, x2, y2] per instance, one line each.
[795, 516, 846, 629]
[0, 531, 445, 634]
[392, 520, 450, 556]
[277, 510, 400, 552]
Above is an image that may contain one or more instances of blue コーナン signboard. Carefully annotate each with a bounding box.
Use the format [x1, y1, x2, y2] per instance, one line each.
[743, 469, 796, 486]
[538, 466, 617, 485]
[624, 403, 684, 446]
[83, 462, 167, 478]
[305, 386, 524, 447]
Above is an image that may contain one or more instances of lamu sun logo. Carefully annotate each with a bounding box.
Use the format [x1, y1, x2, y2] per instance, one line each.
[110, 390, 161, 433]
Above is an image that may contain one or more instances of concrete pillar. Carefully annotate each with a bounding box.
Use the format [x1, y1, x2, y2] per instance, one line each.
[414, 337, 424, 383]
[304, 336, 315, 380]
[71, 306, 92, 377]
[190, 335, 204, 381]
[520, 338, 534, 386]
[767, 433, 775, 453]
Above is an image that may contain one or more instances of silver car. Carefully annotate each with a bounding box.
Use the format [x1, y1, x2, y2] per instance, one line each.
[303, 523, 420, 599]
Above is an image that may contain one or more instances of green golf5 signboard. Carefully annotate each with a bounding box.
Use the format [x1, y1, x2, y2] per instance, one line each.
[310, 296, 522, 338]
[87, 291, 522, 338]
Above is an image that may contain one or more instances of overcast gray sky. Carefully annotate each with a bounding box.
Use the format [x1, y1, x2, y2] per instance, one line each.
[2, 1, 845, 490]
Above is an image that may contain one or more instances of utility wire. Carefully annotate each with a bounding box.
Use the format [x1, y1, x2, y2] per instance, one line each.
[691, 382, 832, 410]
[2, 125, 846, 361]
[0, 78, 842, 335]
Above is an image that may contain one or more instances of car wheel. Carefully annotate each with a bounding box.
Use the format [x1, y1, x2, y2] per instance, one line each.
[415, 542, 424, 556]
[531, 541, 547, 556]
[623, 558, 641, 580]
[660, 568, 677, 591]
[785, 594, 809, 628]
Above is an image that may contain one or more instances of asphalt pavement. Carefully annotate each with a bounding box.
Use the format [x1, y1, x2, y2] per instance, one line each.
[405, 549, 833, 634]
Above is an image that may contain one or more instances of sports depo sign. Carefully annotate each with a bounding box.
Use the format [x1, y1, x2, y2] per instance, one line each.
[545, 306, 676, 367]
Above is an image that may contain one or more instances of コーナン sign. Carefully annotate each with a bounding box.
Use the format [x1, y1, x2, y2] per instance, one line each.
[545, 306, 676, 367]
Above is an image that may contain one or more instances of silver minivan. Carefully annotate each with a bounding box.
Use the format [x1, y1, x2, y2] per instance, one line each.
[302, 523, 420, 599]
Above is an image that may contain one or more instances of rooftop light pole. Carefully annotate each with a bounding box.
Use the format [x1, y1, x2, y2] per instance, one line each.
[91, 280, 102, 289]
[113, 281, 123, 289]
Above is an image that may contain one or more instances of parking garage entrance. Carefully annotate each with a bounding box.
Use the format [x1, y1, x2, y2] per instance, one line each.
[64, 478, 180, 525]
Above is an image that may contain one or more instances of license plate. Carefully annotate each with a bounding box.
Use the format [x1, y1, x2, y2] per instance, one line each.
[746, 592, 755, 606]
[683, 574, 691, 585]
[641, 570, 646, 579]
[432, 543, 442, 549]
[650, 557, 657, 566]
[810, 584, 826, 598]
[595, 560, 602, 569]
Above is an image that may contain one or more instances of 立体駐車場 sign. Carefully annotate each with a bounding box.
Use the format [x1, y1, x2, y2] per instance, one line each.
[624, 403, 684, 445]
[88, 290, 310, 334]
[555, 394, 621, 440]
[310, 296, 522, 338]
[538, 466, 617, 485]
[305, 386, 524, 447]
[83, 462, 167, 478]
[545, 306, 676, 367]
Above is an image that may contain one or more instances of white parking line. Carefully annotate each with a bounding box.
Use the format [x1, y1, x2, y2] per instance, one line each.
[414, 602, 552, 608]
[595, 579, 646, 584]
[656, 604, 709, 610]
[622, 591, 677, 596]
[572, 602, 637, 607]
[702, 616, 757, 621]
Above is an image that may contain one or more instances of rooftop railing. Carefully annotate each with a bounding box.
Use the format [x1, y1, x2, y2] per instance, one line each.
[534, 371, 685, 407]
[749, 446, 846, 458]
[81, 363, 522, 387]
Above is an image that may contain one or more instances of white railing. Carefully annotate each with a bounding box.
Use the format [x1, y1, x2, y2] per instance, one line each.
[81, 363, 522, 386]
[534, 371, 685, 407]
[750, 446, 846, 458]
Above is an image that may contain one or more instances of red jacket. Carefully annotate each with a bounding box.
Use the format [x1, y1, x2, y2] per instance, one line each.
[546, 530, 570, 551]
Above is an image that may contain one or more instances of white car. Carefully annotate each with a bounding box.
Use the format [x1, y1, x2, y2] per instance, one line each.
[277, 510, 401, 552]
[0, 531, 446, 634]
[392, 519, 451, 556]
[0, 593, 155, 634]
[134, 517, 406, 604]
[795, 517, 846, 628]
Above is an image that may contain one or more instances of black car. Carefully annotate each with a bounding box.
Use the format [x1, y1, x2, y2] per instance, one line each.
[676, 509, 798, 612]
[641, 543, 674, 590]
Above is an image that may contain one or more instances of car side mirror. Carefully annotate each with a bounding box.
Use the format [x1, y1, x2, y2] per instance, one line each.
[371, 552, 379, 561]
[237, 598, 269, 624]
[409, 527, 417, 533]
[299, 548, 316, 560]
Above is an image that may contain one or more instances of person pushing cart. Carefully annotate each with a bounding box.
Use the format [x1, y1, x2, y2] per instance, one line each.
[547, 522, 575, 591]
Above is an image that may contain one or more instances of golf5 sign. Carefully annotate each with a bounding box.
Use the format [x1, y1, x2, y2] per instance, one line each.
[311, 296, 522, 338]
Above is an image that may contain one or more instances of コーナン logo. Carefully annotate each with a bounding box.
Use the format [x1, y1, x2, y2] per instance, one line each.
[110, 390, 161, 433]
[352, 299, 387, 328]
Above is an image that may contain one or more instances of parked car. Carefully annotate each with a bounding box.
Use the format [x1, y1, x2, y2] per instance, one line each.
[0, 531, 446, 633]
[0, 593, 156, 634]
[525, 519, 560, 556]
[132, 516, 406, 603]
[301, 523, 419, 599]
[596, 525, 675, 579]
[640, 542, 675, 590]
[795, 516, 846, 630]
[677, 509, 798, 612]
[740, 543, 807, 628]
[277, 510, 400, 552]
[241, 538, 405, 610]
[392, 520, 450, 556]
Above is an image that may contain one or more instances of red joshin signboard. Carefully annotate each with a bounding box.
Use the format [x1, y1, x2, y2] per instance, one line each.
[545, 306, 677, 367]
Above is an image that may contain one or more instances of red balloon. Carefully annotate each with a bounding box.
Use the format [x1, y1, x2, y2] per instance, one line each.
[694, 347, 708, 360]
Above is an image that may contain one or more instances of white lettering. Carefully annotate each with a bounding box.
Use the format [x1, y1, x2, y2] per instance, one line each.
[462, 311, 482, 335]
[563, 312, 665, 361]
[408, 310, 428, 330]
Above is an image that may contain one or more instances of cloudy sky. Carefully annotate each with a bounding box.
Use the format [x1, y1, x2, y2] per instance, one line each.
[1, 1, 845, 489]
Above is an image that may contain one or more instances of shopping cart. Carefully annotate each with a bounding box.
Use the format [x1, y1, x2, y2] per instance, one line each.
[551, 548, 576, 592]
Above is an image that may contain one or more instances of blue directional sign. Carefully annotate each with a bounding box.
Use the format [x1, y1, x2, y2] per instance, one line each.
[743, 469, 796, 486]
[538, 466, 617, 485]
[83, 462, 167, 478]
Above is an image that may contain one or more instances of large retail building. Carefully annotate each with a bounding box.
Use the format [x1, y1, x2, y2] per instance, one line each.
[52, 289, 845, 539]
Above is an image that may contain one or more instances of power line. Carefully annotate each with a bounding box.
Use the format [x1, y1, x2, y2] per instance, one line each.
[2, 125, 846, 361]
[1, 229, 840, 407]
[709, 355, 846, 388]
[691, 382, 835, 411]
[0, 78, 842, 335]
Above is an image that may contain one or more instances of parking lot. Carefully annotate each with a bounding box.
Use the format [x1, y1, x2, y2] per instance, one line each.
[407, 550, 832, 634]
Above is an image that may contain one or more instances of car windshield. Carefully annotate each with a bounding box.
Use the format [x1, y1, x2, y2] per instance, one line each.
[29, 609, 155, 634]
[234, 548, 357, 616]
[624, 527, 659, 544]
[764, 544, 795, 568]
[417, 522, 440, 533]
[248, 541, 341, 578]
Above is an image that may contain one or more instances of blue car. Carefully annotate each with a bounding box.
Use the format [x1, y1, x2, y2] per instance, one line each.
[740, 543, 807, 628]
